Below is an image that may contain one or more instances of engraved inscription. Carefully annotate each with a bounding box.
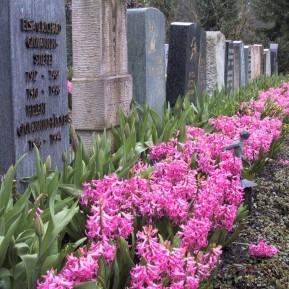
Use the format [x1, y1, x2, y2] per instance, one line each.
[26, 88, 38, 99]
[26, 70, 38, 82]
[33, 54, 53, 66]
[26, 103, 46, 117]
[49, 70, 60, 80]
[49, 85, 60, 96]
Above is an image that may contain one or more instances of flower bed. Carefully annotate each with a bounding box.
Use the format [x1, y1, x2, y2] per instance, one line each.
[38, 82, 289, 289]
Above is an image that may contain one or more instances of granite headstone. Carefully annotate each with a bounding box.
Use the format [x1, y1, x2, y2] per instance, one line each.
[263, 49, 271, 76]
[234, 41, 246, 87]
[244, 45, 250, 85]
[0, 0, 69, 182]
[166, 22, 205, 106]
[270, 43, 278, 74]
[224, 40, 234, 93]
[127, 8, 166, 115]
[206, 31, 226, 95]
[165, 44, 169, 74]
[233, 43, 240, 89]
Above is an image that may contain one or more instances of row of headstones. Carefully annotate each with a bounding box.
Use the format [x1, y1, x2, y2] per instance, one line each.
[127, 8, 279, 114]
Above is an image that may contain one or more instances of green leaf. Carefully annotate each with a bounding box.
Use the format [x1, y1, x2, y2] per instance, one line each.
[0, 215, 22, 268]
[20, 254, 38, 289]
[0, 155, 26, 213]
[73, 281, 99, 289]
[0, 268, 12, 278]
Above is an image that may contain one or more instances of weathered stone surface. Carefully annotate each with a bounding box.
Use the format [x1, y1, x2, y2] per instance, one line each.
[166, 22, 206, 105]
[233, 43, 240, 89]
[72, 0, 132, 149]
[165, 44, 169, 73]
[251, 44, 263, 80]
[225, 40, 234, 93]
[197, 29, 207, 98]
[244, 45, 251, 85]
[127, 8, 166, 115]
[234, 41, 246, 87]
[206, 31, 226, 95]
[270, 43, 279, 74]
[0, 0, 69, 182]
[263, 49, 271, 76]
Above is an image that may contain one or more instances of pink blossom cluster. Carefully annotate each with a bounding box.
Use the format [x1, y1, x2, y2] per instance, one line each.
[37, 240, 115, 289]
[67, 80, 72, 94]
[209, 113, 282, 161]
[129, 226, 222, 289]
[249, 240, 278, 257]
[38, 81, 289, 288]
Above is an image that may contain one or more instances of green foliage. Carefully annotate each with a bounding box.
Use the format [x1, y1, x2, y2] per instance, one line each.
[0, 149, 81, 289]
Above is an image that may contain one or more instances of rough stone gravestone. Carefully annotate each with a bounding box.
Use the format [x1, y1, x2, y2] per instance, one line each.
[270, 44, 279, 74]
[0, 0, 69, 182]
[72, 0, 132, 149]
[251, 45, 263, 80]
[166, 22, 205, 106]
[244, 45, 250, 85]
[206, 31, 226, 95]
[234, 41, 246, 87]
[225, 41, 234, 94]
[197, 29, 207, 98]
[127, 8, 166, 116]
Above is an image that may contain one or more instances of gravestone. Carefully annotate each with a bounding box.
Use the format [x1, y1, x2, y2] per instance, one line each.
[0, 0, 69, 181]
[197, 29, 207, 98]
[127, 8, 165, 115]
[251, 45, 263, 80]
[244, 45, 251, 85]
[206, 31, 226, 95]
[270, 44, 278, 74]
[72, 0, 132, 149]
[166, 22, 205, 106]
[234, 41, 246, 87]
[165, 44, 169, 74]
[233, 43, 240, 89]
[263, 49, 271, 76]
[225, 41, 234, 93]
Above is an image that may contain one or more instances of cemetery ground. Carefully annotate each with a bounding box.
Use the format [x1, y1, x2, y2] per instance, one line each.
[214, 132, 289, 288]
[1, 75, 289, 289]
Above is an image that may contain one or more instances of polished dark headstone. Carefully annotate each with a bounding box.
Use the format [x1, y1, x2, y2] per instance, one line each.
[0, 0, 69, 183]
[166, 22, 205, 106]
[128, 8, 166, 115]
[225, 41, 234, 93]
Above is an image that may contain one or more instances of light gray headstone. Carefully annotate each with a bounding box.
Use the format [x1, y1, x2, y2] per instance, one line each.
[251, 44, 263, 80]
[0, 0, 69, 182]
[244, 45, 251, 85]
[206, 31, 226, 95]
[234, 41, 246, 87]
[165, 44, 169, 74]
[127, 8, 166, 115]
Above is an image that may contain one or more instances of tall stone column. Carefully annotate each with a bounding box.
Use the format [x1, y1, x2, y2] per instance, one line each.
[72, 0, 132, 149]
